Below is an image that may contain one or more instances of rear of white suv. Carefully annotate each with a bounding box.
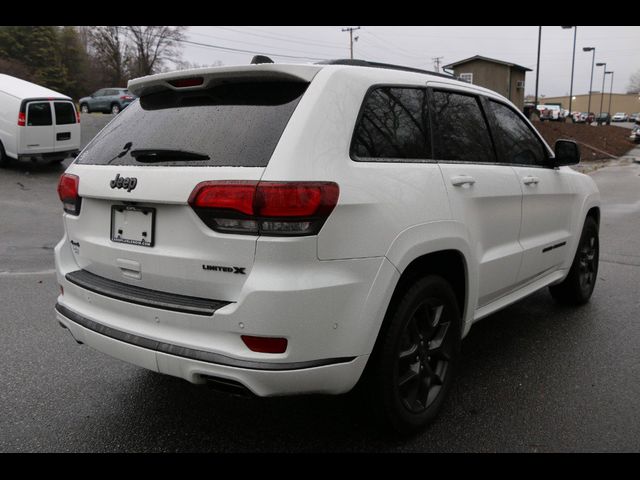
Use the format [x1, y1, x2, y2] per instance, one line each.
[55, 61, 600, 434]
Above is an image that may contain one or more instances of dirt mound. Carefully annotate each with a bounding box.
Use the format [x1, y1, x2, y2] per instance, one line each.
[534, 122, 635, 160]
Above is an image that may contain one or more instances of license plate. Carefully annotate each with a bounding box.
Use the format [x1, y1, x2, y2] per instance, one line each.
[57, 132, 71, 141]
[110, 205, 155, 247]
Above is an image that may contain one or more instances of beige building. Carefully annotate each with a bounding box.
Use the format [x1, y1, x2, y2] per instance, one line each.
[540, 93, 640, 115]
[443, 55, 531, 110]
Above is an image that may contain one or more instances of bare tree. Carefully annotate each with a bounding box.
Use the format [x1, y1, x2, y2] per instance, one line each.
[628, 70, 640, 94]
[126, 26, 185, 78]
[87, 26, 131, 86]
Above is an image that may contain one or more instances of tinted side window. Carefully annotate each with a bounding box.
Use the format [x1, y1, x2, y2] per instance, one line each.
[488, 100, 547, 166]
[431, 90, 495, 163]
[54, 102, 76, 125]
[352, 87, 431, 162]
[27, 102, 52, 126]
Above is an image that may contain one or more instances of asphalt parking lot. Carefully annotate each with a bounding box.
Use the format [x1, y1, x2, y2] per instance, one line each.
[1, 114, 640, 452]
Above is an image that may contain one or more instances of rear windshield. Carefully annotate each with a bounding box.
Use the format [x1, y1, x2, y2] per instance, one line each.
[75, 81, 308, 167]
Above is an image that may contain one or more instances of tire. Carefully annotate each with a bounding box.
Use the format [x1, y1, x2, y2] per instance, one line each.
[549, 217, 599, 305]
[111, 103, 121, 115]
[363, 275, 462, 435]
[0, 141, 9, 167]
[80, 104, 90, 114]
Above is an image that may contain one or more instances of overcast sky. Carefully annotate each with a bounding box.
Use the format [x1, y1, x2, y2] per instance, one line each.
[182, 26, 640, 98]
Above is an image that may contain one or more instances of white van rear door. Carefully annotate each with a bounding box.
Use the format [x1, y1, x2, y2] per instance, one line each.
[22, 101, 55, 154]
[53, 101, 80, 152]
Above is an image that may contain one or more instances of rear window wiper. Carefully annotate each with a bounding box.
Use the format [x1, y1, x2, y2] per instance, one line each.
[130, 149, 210, 162]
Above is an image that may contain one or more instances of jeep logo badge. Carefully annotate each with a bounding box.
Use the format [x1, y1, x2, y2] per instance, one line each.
[110, 174, 137, 192]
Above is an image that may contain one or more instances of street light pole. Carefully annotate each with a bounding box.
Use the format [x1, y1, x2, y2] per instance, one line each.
[596, 62, 607, 121]
[562, 26, 577, 115]
[606, 71, 614, 116]
[534, 26, 541, 111]
[583, 47, 596, 116]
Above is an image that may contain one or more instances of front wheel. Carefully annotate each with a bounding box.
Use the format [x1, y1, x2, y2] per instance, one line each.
[549, 217, 599, 305]
[364, 275, 461, 435]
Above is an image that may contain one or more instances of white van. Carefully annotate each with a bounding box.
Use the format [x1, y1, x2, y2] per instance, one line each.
[0, 74, 80, 165]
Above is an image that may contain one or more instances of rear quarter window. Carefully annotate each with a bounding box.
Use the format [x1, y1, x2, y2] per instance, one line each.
[75, 81, 308, 167]
[351, 86, 432, 162]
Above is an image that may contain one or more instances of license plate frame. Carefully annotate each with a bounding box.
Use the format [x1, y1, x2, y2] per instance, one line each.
[110, 205, 156, 247]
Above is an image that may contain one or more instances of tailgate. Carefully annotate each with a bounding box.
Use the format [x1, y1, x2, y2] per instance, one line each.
[61, 75, 310, 303]
[64, 165, 263, 302]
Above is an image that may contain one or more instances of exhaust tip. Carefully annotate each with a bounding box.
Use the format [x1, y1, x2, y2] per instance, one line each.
[201, 375, 254, 398]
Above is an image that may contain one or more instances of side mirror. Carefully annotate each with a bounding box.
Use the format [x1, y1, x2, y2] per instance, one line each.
[553, 140, 580, 167]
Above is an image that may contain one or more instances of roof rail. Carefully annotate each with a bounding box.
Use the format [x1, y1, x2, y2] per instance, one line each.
[316, 59, 455, 79]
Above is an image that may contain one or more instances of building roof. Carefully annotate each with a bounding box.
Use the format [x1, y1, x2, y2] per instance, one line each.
[443, 55, 532, 72]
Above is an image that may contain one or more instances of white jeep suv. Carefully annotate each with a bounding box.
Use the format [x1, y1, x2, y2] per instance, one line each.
[54, 60, 600, 433]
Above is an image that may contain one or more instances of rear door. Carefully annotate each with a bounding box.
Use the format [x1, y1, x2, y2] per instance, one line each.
[432, 88, 524, 308]
[90, 89, 107, 111]
[485, 99, 578, 284]
[21, 101, 55, 154]
[53, 101, 80, 152]
[64, 80, 308, 302]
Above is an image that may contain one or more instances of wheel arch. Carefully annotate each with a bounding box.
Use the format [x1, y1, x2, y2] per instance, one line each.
[369, 227, 474, 358]
[586, 206, 600, 227]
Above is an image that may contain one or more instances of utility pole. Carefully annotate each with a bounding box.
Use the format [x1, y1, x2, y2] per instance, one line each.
[534, 26, 541, 111]
[342, 26, 361, 60]
[432, 56, 444, 73]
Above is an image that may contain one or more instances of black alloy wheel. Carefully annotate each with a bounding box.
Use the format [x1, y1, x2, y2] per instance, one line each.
[396, 299, 453, 414]
[363, 275, 461, 435]
[549, 216, 599, 305]
[577, 234, 598, 295]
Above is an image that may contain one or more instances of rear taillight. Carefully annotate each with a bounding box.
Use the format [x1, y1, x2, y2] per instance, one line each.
[120, 95, 133, 100]
[17, 112, 25, 126]
[76, 109, 80, 123]
[57, 173, 81, 215]
[188, 181, 339, 236]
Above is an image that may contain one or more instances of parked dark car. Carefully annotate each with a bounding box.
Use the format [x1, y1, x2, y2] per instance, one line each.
[596, 112, 611, 126]
[79, 88, 136, 115]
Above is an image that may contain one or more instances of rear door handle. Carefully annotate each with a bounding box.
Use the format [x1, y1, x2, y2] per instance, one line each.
[523, 176, 540, 185]
[450, 175, 476, 187]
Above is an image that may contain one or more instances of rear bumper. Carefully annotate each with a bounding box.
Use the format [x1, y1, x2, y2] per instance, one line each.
[55, 302, 367, 396]
[18, 149, 79, 163]
[54, 233, 393, 396]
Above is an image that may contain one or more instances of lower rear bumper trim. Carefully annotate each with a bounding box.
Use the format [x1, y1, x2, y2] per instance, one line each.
[55, 303, 356, 371]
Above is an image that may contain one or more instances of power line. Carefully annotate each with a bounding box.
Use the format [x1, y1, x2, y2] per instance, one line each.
[208, 26, 347, 50]
[360, 30, 426, 60]
[188, 30, 341, 58]
[178, 37, 329, 62]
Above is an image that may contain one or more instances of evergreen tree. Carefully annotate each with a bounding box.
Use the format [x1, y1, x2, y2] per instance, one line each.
[59, 26, 90, 99]
[28, 26, 68, 93]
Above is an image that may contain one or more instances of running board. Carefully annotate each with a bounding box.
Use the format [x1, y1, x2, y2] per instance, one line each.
[473, 270, 566, 322]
